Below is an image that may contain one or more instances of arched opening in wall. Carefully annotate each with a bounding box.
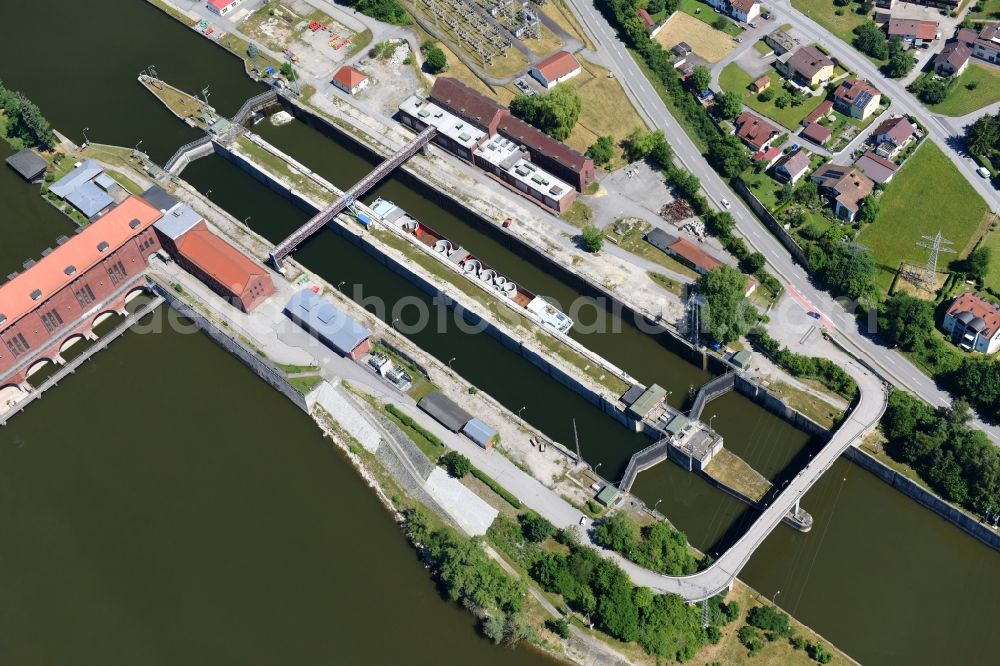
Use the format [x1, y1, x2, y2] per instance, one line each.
[92, 310, 124, 339]
[59, 333, 87, 355]
[0, 383, 27, 411]
[24, 358, 56, 389]
[124, 286, 148, 305]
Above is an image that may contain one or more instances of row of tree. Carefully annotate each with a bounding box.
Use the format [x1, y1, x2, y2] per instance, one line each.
[347, 0, 410, 25]
[591, 511, 699, 576]
[747, 328, 859, 399]
[0, 80, 54, 150]
[853, 22, 915, 78]
[881, 390, 1000, 517]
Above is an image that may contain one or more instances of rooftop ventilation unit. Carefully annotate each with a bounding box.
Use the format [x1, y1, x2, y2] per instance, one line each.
[30, 289, 42, 301]
[64, 265, 77, 276]
[129, 218, 141, 229]
[97, 241, 110, 252]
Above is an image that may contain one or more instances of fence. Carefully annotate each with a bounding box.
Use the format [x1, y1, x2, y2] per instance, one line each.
[620, 437, 671, 492]
[689, 372, 735, 421]
[164, 134, 214, 173]
[232, 89, 280, 126]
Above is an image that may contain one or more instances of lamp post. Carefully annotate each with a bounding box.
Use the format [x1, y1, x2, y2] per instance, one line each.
[594, 462, 602, 474]
[82, 127, 90, 145]
[448, 357, 456, 369]
[654, 498, 663, 512]
[518, 405, 526, 417]
[772, 590, 781, 605]
[337, 281, 346, 292]
[135, 139, 143, 153]
[391, 317, 401, 330]
[205, 189, 213, 197]
[243, 216, 252, 225]
[709, 414, 717, 430]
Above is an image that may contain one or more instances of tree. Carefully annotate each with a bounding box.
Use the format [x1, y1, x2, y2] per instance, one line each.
[698, 265, 756, 344]
[962, 245, 992, 282]
[854, 21, 889, 60]
[581, 224, 604, 252]
[822, 244, 876, 301]
[509, 83, 582, 141]
[592, 512, 638, 552]
[713, 90, 744, 120]
[912, 77, 949, 104]
[586, 135, 616, 166]
[966, 113, 1000, 157]
[746, 605, 792, 640]
[423, 44, 448, 73]
[520, 513, 556, 542]
[440, 451, 472, 478]
[691, 65, 712, 92]
[744, 251, 766, 273]
[886, 49, 914, 78]
[758, 88, 775, 102]
[545, 617, 570, 638]
[708, 133, 750, 178]
[878, 292, 934, 349]
[857, 194, 879, 225]
[351, 0, 412, 25]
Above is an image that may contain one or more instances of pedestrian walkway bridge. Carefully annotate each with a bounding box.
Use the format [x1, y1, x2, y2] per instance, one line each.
[269, 125, 438, 267]
[620, 437, 670, 492]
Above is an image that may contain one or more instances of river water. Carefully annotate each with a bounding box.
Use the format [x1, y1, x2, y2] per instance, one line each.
[0, 1, 997, 664]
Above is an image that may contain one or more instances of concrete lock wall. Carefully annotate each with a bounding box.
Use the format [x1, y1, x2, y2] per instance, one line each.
[734, 374, 834, 440]
[155, 284, 309, 413]
[843, 446, 1000, 551]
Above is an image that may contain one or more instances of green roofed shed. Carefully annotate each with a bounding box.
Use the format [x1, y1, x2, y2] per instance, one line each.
[628, 383, 667, 418]
[595, 485, 619, 507]
[664, 414, 690, 438]
[731, 350, 752, 369]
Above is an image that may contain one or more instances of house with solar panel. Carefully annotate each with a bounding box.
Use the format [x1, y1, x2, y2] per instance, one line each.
[833, 79, 881, 120]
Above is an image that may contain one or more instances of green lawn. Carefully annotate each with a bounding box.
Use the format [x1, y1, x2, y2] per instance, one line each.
[981, 225, 1000, 293]
[857, 141, 991, 291]
[678, 0, 743, 36]
[753, 39, 772, 54]
[968, 0, 1000, 23]
[815, 105, 884, 152]
[719, 63, 827, 129]
[790, 0, 868, 43]
[922, 65, 1000, 116]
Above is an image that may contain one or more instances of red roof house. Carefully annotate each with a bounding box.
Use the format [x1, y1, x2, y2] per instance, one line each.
[735, 112, 779, 151]
[332, 66, 369, 95]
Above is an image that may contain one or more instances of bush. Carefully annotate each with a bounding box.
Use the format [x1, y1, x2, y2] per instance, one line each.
[581, 224, 604, 252]
[746, 605, 792, 640]
[422, 43, 448, 73]
[471, 468, 523, 508]
[587, 135, 616, 166]
[440, 450, 472, 478]
[349, 0, 411, 25]
[738, 625, 765, 656]
[546, 617, 571, 638]
[520, 512, 556, 542]
[758, 88, 775, 102]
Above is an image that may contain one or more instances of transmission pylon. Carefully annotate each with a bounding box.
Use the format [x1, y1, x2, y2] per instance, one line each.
[915, 231, 954, 290]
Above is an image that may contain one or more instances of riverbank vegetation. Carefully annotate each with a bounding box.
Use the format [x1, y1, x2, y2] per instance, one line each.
[881, 390, 999, 519]
[0, 81, 54, 150]
[488, 516, 724, 660]
[591, 512, 699, 575]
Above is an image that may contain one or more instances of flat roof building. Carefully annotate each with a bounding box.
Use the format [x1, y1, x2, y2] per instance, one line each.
[174, 222, 275, 312]
[398, 95, 487, 163]
[463, 418, 499, 449]
[418, 391, 473, 432]
[5, 148, 47, 182]
[285, 288, 372, 360]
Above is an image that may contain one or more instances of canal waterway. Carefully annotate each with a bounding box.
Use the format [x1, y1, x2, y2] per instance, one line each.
[0, 0, 997, 663]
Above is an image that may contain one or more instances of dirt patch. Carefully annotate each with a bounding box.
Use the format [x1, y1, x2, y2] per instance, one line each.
[654, 12, 737, 64]
[890, 262, 949, 300]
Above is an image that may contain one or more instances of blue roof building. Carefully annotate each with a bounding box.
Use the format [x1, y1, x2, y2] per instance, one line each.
[463, 418, 499, 449]
[65, 181, 114, 219]
[284, 289, 372, 360]
[49, 159, 103, 198]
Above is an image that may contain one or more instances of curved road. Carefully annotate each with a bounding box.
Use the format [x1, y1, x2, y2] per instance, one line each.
[561, 0, 1000, 444]
[593, 357, 887, 601]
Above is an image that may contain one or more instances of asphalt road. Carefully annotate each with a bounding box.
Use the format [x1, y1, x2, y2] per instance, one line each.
[561, 0, 1000, 444]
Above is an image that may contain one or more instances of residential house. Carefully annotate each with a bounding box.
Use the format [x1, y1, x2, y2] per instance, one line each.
[729, 0, 761, 23]
[901, 0, 959, 10]
[854, 151, 899, 184]
[672, 42, 692, 58]
[331, 66, 369, 95]
[811, 164, 874, 222]
[774, 150, 811, 185]
[529, 51, 582, 89]
[801, 122, 832, 147]
[943, 291, 1000, 354]
[957, 27, 979, 46]
[751, 75, 771, 93]
[765, 30, 797, 55]
[833, 79, 881, 120]
[887, 18, 938, 47]
[933, 41, 972, 77]
[776, 46, 835, 86]
[734, 111, 780, 151]
[972, 22, 1000, 64]
[870, 116, 915, 158]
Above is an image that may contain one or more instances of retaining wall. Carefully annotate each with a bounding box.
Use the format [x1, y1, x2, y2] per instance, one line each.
[154, 282, 309, 413]
[843, 446, 1000, 551]
[734, 374, 834, 440]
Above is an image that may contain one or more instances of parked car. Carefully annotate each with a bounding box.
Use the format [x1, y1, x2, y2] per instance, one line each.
[721, 198, 732, 209]
[579, 516, 587, 526]
[749, 21, 758, 28]
[709, 341, 723, 351]
[978, 166, 991, 179]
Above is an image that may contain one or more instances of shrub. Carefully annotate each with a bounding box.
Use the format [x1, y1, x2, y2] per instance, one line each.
[581, 224, 604, 252]
[546, 617, 571, 638]
[440, 451, 472, 478]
